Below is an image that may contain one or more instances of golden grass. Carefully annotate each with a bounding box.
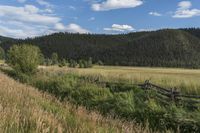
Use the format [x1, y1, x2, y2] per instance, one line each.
[0, 60, 4, 64]
[41, 65, 200, 94]
[0, 71, 153, 133]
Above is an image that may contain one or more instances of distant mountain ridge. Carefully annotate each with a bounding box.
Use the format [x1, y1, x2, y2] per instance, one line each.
[1, 28, 200, 68]
[0, 36, 14, 43]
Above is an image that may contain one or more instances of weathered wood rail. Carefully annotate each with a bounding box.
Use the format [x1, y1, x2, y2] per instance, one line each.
[84, 76, 200, 108]
[138, 80, 200, 108]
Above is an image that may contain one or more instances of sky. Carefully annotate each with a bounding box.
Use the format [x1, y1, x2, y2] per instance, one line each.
[0, 0, 200, 38]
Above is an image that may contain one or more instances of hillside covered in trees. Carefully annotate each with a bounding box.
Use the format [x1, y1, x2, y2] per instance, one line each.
[1, 28, 200, 68]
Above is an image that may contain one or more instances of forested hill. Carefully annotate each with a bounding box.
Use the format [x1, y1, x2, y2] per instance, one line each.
[1, 28, 200, 68]
[0, 36, 15, 44]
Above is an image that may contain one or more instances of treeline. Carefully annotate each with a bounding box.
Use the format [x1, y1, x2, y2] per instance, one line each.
[1, 28, 200, 68]
[44, 52, 94, 68]
[0, 45, 95, 76]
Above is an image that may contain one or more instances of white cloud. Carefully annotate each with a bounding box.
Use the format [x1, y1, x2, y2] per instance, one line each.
[0, 26, 27, 38]
[0, 5, 89, 38]
[149, 12, 162, 16]
[104, 24, 134, 32]
[173, 1, 200, 18]
[36, 0, 53, 8]
[36, 0, 54, 14]
[24, 5, 40, 14]
[0, 21, 50, 38]
[92, 0, 143, 11]
[55, 23, 89, 33]
[54, 23, 66, 31]
[178, 1, 192, 9]
[66, 24, 90, 33]
[42, 8, 53, 13]
[17, 0, 26, 3]
[0, 5, 60, 25]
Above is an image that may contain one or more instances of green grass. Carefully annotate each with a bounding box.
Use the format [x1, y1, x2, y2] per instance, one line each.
[0, 71, 150, 133]
[2, 66, 200, 132]
[41, 65, 200, 94]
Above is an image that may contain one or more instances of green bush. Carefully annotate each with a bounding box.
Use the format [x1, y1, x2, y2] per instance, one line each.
[87, 57, 93, 68]
[51, 52, 59, 65]
[78, 58, 93, 68]
[0, 47, 5, 60]
[59, 59, 67, 67]
[71, 83, 112, 109]
[78, 60, 84, 68]
[97, 60, 104, 66]
[69, 59, 77, 68]
[44, 58, 53, 66]
[7, 44, 43, 74]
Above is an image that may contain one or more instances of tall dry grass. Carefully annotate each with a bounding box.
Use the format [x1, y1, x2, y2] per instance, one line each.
[0, 60, 4, 65]
[0, 71, 154, 133]
[40, 65, 200, 94]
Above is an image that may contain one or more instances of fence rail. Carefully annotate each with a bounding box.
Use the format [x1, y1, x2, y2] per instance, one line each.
[97, 80, 200, 109]
[138, 80, 200, 108]
[87, 78, 200, 108]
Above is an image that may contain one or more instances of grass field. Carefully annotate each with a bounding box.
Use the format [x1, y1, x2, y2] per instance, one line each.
[0, 71, 150, 133]
[41, 65, 200, 94]
[2, 65, 200, 132]
[0, 60, 4, 64]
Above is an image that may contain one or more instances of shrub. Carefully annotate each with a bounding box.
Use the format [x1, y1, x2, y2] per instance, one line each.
[83, 60, 88, 68]
[7, 44, 43, 74]
[45, 58, 53, 66]
[87, 57, 93, 68]
[69, 59, 77, 68]
[78, 60, 84, 68]
[97, 60, 104, 66]
[51, 52, 59, 65]
[59, 59, 67, 67]
[70, 83, 112, 110]
[0, 47, 5, 60]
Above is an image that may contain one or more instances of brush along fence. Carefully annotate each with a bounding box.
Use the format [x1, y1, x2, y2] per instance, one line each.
[138, 80, 200, 108]
[94, 80, 200, 108]
[83, 76, 200, 108]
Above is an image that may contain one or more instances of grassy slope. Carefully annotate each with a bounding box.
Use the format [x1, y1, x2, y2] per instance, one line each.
[42, 65, 200, 94]
[0, 71, 149, 133]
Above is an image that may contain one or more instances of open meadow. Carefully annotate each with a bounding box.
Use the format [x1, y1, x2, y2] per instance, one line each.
[41, 65, 200, 94]
[1, 63, 200, 132]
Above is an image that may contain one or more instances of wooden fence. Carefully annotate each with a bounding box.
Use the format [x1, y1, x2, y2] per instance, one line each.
[138, 80, 200, 108]
[85, 77, 200, 108]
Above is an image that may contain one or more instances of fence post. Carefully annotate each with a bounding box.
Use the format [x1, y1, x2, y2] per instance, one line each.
[170, 88, 175, 101]
[144, 80, 150, 90]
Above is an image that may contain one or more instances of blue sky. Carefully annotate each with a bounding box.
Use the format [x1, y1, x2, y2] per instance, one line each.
[0, 0, 200, 38]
